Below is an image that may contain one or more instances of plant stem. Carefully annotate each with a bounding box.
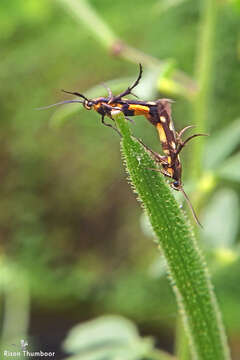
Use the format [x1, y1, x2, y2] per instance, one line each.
[175, 317, 191, 360]
[115, 113, 230, 360]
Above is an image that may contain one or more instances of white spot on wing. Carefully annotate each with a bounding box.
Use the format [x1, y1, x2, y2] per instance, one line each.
[147, 101, 156, 105]
[169, 121, 174, 131]
[171, 141, 176, 149]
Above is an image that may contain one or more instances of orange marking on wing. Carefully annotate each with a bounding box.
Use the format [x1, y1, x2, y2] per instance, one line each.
[167, 167, 173, 176]
[156, 123, 167, 143]
[128, 104, 150, 116]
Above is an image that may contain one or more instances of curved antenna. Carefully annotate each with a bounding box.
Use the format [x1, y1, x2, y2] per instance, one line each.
[110, 63, 143, 102]
[61, 89, 89, 101]
[180, 187, 203, 228]
[176, 133, 209, 155]
[129, 63, 143, 92]
[36, 100, 84, 110]
[178, 125, 195, 138]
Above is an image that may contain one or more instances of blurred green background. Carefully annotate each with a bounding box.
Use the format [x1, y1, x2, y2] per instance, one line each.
[1, 0, 240, 359]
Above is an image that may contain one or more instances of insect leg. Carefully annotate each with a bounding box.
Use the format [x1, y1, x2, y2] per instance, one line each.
[148, 167, 173, 179]
[101, 115, 122, 137]
[124, 116, 135, 124]
[101, 103, 122, 112]
[135, 137, 168, 165]
[102, 103, 135, 125]
[102, 83, 113, 100]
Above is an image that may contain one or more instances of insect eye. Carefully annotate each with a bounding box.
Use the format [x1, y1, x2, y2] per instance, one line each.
[84, 100, 93, 110]
[172, 181, 180, 190]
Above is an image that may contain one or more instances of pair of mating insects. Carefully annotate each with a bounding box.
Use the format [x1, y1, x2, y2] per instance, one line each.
[40, 64, 207, 227]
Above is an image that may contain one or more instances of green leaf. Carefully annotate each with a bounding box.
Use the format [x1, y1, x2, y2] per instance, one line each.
[115, 113, 230, 360]
[202, 188, 239, 248]
[217, 153, 240, 182]
[63, 315, 153, 360]
[63, 315, 140, 353]
[204, 118, 240, 169]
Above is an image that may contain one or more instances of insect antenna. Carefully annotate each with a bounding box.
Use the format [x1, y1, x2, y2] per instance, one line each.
[178, 125, 195, 138]
[36, 100, 84, 110]
[176, 133, 209, 155]
[110, 63, 143, 101]
[61, 89, 89, 101]
[180, 186, 203, 228]
[130, 63, 143, 91]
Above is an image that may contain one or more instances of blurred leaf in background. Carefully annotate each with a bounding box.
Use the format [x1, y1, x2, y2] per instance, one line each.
[63, 315, 173, 360]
